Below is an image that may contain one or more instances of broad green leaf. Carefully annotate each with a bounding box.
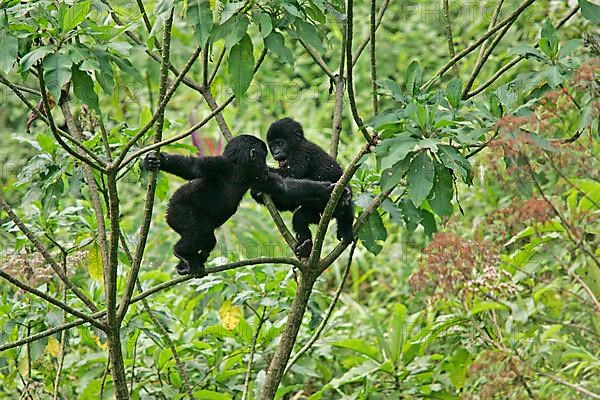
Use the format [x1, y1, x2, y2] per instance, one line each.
[0, 29, 17, 73]
[539, 65, 566, 87]
[36, 133, 56, 154]
[558, 39, 582, 59]
[20, 46, 53, 72]
[438, 145, 471, 184]
[257, 12, 272, 38]
[420, 208, 437, 237]
[72, 64, 99, 112]
[446, 78, 462, 108]
[332, 339, 380, 361]
[389, 304, 407, 364]
[225, 14, 249, 49]
[510, 44, 546, 61]
[429, 163, 453, 217]
[358, 212, 387, 255]
[378, 136, 417, 170]
[43, 53, 73, 101]
[407, 152, 435, 207]
[187, 0, 214, 45]
[264, 32, 293, 65]
[405, 60, 422, 96]
[399, 198, 422, 231]
[380, 160, 407, 192]
[579, 0, 600, 23]
[61, 0, 90, 31]
[228, 34, 254, 100]
[540, 19, 558, 55]
[87, 243, 103, 281]
[296, 20, 323, 53]
[282, 3, 303, 18]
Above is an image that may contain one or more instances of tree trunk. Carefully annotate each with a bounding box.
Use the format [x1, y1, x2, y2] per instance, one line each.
[259, 272, 316, 400]
[107, 331, 130, 399]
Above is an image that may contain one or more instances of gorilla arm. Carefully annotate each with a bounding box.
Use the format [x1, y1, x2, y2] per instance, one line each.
[143, 153, 231, 181]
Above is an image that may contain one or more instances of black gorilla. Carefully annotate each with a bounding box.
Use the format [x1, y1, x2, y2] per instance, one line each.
[144, 134, 337, 276]
[251, 118, 354, 258]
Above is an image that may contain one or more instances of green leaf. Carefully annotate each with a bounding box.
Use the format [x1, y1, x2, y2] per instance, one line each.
[540, 19, 558, 53]
[296, 20, 324, 53]
[389, 304, 407, 364]
[539, 65, 566, 87]
[0, 29, 17, 73]
[358, 212, 387, 255]
[61, 0, 90, 31]
[332, 339, 380, 361]
[43, 53, 73, 101]
[407, 152, 435, 207]
[578, 0, 600, 23]
[377, 135, 417, 170]
[399, 198, 422, 231]
[36, 133, 56, 154]
[558, 39, 582, 59]
[187, 0, 214, 45]
[264, 32, 293, 65]
[510, 44, 546, 61]
[405, 60, 422, 96]
[257, 12, 272, 38]
[420, 208, 437, 237]
[87, 243, 103, 282]
[192, 389, 232, 400]
[446, 78, 462, 108]
[225, 14, 249, 49]
[72, 64, 99, 112]
[470, 301, 510, 316]
[438, 145, 471, 184]
[20, 46, 53, 73]
[228, 34, 254, 100]
[429, 163, 453, 217]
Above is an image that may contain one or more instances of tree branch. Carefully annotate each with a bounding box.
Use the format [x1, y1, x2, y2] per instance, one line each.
[0, 194, 98, 312]
[442, 0, 459, 76]
[421, 0, 537, 92]
[351, 0, 391, 67]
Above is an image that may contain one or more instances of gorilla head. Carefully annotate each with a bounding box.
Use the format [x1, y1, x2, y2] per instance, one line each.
[266, 118, 304, 166]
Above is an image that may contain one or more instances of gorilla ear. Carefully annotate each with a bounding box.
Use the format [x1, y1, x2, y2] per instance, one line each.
[249, 148, 257, 159]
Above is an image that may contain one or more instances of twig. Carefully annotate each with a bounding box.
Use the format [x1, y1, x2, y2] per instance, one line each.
[370, 0, 379, 114]
[0, 194, 98, 312]
[0, 269, 104, 329]
[462, 0, 506, 97]
[329, 15, 348, 158]
[345, 0, 373, 143]
[351, 0, 391, 67]
[299, 39, 335, 79]
[421, 0, 536, 92]
[284, 241, 356, 376]
[442, 0, 459, 76]
[465, 5, 580, 98]
[208, 46, 226, 86]
[0, 257, 300, 353]
[242, 308, 267, 400]
[52, 254, 68, 400]
[117, 8, 175, 322]
[536, 370, 600, 399]
[135, 0, 152, 32]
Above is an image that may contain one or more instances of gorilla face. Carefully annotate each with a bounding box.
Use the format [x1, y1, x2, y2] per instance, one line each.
[269, 138, 290, 165]
[266, 118, 304, 167]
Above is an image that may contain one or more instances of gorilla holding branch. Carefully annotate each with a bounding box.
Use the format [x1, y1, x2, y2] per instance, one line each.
[251, 118, 354, 258]
[143, 134, 337, 276]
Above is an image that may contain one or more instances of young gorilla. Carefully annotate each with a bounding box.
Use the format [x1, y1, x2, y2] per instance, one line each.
[143, 134, 337, 276]
[251, 118, 354, 258]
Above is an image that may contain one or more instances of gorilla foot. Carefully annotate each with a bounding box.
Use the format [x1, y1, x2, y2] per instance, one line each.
[295, 239, 313, 259]
[175, 261, 206, 276]
[336, 226, 354, 243]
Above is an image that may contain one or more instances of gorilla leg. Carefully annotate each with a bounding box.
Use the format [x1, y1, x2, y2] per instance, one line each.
[173, 227, 216, 276]
[292, 207, 320, 258]
[334, 200, 354, 243]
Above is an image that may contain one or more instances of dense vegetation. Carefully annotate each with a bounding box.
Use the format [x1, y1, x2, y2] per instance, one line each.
[0, 0, 598, 399]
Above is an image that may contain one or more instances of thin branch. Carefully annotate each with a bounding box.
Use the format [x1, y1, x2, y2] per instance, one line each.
[351, 0, 391, 67]
[135, 0, 152, 33]
[60, 100, 111, 279]
[299, 39, 335, 79]
[442, 0, 459, 76]
[321, 186, 396, 269]
[369, 0, 379, 114]
[345, 0, 373, 143]
[117, 9, 175, 321]
[0, 270, 104, 329]
[208, 46, 227, 86]
[329, 17, 347, 159]
[421, 0, 537, 92]
[462, 0, 506, 97]
[0, 194, 98, 312]
[0, 257, 300, 353]
[114, 45, 202, 169]
[536, 371, 600, 399]
[242, 308, 267, 400]
[284, 241, 356, 376]
[465, 5, 580, 99]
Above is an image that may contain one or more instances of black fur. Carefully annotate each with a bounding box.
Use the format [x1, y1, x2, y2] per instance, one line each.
[144, 134, 336, 276]
[251, 118, 354, 258]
